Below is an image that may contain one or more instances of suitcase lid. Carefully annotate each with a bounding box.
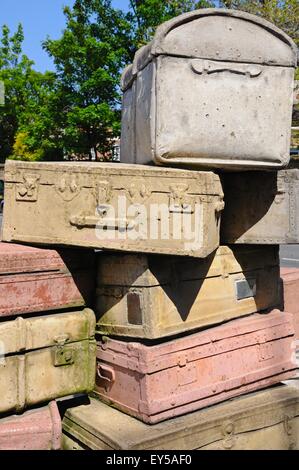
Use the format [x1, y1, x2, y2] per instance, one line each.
[4, 160, 223, 196]
[97, 246, 279, 287]
[121, 8, 297, 91]
[97, 310, 295, 374]
[63, 385, 299, 450]
[0, 308, 96, 355]
[0, 242, 94, 275]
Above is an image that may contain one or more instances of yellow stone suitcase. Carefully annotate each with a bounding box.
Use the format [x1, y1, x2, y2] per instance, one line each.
[62, 385, 299, 450]
[2, 160, 224, 258]
[0, 309, 96, 414]
[96, 245, 280, 339]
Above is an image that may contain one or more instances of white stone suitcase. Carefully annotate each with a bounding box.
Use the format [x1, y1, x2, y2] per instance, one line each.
[121, 9, 296, 170]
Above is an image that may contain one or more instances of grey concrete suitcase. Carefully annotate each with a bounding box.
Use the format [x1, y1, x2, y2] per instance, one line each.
[96, 246, 280, 339]
[2, 160, 224, 258]
[121, 9, 297, 170]
[0, 309, 96, 414]
[221, 170, 299, 244]
[62, 385, 299, 450]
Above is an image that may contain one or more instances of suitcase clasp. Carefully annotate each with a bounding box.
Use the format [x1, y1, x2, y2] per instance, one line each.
[53, 335, 75, 367]
[169, 184, 194, 214]
[53, 345, 75, 366]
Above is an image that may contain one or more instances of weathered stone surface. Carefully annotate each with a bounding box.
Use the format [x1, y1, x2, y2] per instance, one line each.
[221, 170, 299, 244]
[94, 310, 296, 424]
[0, 309, 96, 414]
[2, 160, 224, 258]
[281, 267, 299, 345]
[0, 401, 61, 450]
[63, 385, 299, 450]
[0, 242, 95, 318]
[96, 246, 280, 339]
[121, 9, 296, 170]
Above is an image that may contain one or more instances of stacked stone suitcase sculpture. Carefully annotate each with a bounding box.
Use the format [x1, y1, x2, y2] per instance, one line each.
[1, 7, 299, 450]
[0, 244, 97, 450]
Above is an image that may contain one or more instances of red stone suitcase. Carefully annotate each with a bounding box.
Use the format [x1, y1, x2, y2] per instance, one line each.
[281, 267, 299, 345]
[0, 401, 61, 450]
[0, 242, 95, 317]
[95, 310, 296, 424]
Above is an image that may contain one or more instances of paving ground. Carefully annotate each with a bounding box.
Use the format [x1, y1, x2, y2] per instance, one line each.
[280, 245, 299, 268]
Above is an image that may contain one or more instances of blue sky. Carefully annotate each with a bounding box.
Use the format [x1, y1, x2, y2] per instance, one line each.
[1, 0, 130, 72]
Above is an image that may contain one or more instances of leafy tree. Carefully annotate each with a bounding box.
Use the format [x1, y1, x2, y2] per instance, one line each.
[126, 0, 213, 51]
[42, 0, 130, 159]
[0, 24, 35, 162]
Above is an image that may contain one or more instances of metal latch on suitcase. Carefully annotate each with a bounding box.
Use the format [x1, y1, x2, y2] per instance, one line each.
[53, 335, 75, 367]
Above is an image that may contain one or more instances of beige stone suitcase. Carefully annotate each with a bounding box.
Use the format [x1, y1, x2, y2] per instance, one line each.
[221, 170, 299, 244]
[2, 160, 224, 258]
[96, 245, 280, 339]
[0, 309, 96, 414]
[62, 385, 299, 450]
[121, 9, 296, 170]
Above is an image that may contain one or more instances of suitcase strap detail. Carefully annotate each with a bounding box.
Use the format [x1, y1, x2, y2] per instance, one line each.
[191, 59, 262, 78]
[70, 214, 132, 230]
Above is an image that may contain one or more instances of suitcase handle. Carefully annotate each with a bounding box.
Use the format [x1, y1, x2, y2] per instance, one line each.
[70, 215, 133, 230]
[191, 59, 262, 78]
[97, 363, 115, 383]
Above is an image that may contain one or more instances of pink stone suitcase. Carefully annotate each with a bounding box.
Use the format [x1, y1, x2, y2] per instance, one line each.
[0, 401, 61, 450]
[94, 310, 297, 424]
[0, 242, 95, 317]
[281, 267, 299, 344]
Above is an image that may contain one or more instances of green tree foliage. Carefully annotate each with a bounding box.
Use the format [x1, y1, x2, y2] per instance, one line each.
[0, 24, 35, 162]
[126, 0, 213, 51]
[42, 0, 131, 159]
